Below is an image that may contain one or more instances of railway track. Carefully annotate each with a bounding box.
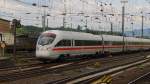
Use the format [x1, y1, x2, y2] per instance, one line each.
[46, 53, 149, 84]
[0, 52, 149, 83]
[0, 62, 74, 82]
[0, 51, 36, 69]
[0, 56, 40, 72]
[0, 51, 144, 72]
[48, 58, 149, 84]
[128, 72, 150, 84]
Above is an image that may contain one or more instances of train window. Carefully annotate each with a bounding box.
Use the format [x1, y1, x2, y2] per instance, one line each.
[75, 40, 101, 46]
[75, 40, 84, 46]
[85, 40, 101, 46]
[56, 40, 71, 47]
[104, 41, 112, 45]
[104, 41, 124, 45]
[143, 42, 150, 45]
[128, 42, 141, 45]
[38, 33, 56, 46]
[111, 41, 123, 45]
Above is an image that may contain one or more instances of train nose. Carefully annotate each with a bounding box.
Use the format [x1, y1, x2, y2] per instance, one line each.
[36, 50, 50, 57]
[36, 47, 51, 57]
[36, 46, 58, 60]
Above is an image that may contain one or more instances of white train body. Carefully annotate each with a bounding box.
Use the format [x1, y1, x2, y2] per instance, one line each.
[36, 30, 150, 60]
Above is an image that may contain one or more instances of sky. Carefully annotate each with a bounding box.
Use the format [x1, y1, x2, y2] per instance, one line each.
[0, 0, 150, 32]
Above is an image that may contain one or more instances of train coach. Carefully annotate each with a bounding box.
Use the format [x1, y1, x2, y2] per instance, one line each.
[36, 30, 150, 62]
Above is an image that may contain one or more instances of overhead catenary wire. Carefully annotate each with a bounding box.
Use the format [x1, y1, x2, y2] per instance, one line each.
[0, 0, 149, 32]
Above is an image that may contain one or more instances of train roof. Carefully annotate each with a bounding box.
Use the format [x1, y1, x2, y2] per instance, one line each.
[126, 36, 150, 43]
[43, 30, 102, 41]
[142, 38, 150, 43]
[42, 30, 150, 43]
[103, 34, 150, 43]
[102, 35, 123, 41]
[126, 37, 142, 42]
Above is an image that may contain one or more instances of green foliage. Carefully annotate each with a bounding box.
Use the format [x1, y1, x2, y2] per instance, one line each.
[16, 28, 27, 35]
[15, 25, 122, 37]
[15, 26, 42, 37]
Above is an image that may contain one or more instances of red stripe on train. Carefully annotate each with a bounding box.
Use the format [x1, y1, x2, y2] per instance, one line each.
[52, 45, 150, 51]
[52, 45, 122, 51]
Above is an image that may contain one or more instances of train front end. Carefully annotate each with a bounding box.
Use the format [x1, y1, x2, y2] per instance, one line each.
[36, 32, 58, 61]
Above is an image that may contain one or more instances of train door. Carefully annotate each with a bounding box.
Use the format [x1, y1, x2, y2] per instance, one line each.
[124, 38, 127, 52]
[101, 35, 104, 54]
[71, 39, 74, 47]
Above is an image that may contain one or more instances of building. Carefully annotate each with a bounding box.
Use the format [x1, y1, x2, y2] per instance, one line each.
[0, 18, 14, 45]
[0, 18, 10, 33]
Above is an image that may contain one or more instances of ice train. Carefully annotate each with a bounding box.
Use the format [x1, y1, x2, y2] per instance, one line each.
[36, 30, 150, 61]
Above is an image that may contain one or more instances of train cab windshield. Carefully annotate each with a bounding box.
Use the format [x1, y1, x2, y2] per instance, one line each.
[38, 33, 56, 46]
